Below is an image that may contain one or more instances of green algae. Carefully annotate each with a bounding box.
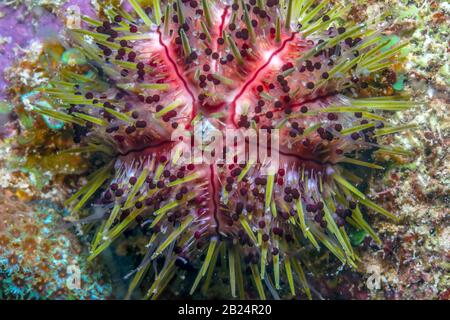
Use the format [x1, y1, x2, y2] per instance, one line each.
[62, 48, 87, 66]
[393, 74, 406, 91]
[0, 100, 13, 113]
[349, 229, 367, 246]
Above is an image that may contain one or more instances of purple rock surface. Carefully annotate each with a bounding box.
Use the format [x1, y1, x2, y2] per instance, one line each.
[0, 1, 96, 99]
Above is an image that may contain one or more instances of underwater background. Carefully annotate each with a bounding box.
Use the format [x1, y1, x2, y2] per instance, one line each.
[0, 0, 448, 300]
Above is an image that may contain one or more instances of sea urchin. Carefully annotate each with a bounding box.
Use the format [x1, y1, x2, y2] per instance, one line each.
[24, 0, 416, 299]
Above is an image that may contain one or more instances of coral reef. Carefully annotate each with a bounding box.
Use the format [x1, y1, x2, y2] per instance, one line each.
[320, 0, 449, 300]
[0, 191, 111, 299]
[352, 0, 449, 300]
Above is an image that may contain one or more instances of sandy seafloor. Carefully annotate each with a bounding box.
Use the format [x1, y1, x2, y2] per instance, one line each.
[0, 0, 448, 299]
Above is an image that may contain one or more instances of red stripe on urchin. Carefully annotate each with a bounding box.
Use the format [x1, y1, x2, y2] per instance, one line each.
[209, 164, 220, 235]
[156, 27, 197, 128]
[229, 32, 298, 127]
[117, 140, 174, 157]
[218, 6, 230, 40]
[278, 150, 332, 170]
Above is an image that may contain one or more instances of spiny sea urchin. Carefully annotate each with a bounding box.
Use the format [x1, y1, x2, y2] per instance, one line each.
[24, 0, 417, 299]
